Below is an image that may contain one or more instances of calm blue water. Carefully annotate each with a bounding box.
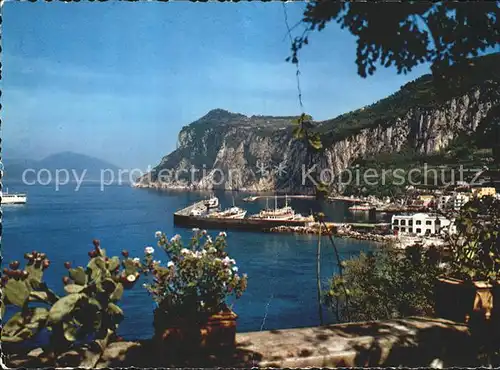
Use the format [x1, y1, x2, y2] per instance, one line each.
[1, 183, 378, 340]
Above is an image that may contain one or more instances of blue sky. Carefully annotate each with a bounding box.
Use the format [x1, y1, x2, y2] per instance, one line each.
[2, 1, 431, 169]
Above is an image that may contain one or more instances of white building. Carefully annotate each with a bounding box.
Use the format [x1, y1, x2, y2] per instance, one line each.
[453, 193, 470, 210]
[437, 193, 470, 211]
[437, 195, 453, 210]
[391, 213, 453, 236]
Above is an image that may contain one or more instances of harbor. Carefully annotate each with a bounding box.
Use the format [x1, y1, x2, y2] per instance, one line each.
[173, 196, 316, 231]
[172, 195, 396, 236]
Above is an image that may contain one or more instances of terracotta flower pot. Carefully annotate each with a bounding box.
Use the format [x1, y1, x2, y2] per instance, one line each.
[154, 308, 238, 355]
[435, 276, 500, 325]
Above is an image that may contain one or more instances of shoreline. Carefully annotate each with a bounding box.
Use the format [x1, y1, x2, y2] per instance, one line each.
[265, 223, 447, 248]
[265, 224, 396, 244]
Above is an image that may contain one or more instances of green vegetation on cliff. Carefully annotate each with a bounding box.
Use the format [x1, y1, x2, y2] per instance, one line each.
[318, 53, 500, 144]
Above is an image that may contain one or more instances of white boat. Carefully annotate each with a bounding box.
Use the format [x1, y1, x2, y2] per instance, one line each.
[2, 190, 27, 205]
[208, 206, 247, 219]
[250, 195, 296, 220]
[243, 196, 258, 202]
[207, 196, 247, 219]
[349, 203, 375, 211]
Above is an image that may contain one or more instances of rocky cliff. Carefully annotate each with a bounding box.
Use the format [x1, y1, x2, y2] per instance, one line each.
[136, 54, 500, 192]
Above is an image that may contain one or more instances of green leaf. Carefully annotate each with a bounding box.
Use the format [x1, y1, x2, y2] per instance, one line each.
[122, 259, 137, 276]
[1, 328, 34, 343]
[1, 308, 46, 343]
[30, 307, 49, 323]
[89, 298, 102, 310]
[63, 321, 80, 342]
[94, 257, 107, 270]
[69, 267, 87, 286]
[110, 283, 124, 302]
[107, 257, 120, 272]
[293, 126, 304, 139]
[4, 279, 30, 307]
[48, 294, 83, 324]
[29, 291, 50, 303]
[107, 302, 124, 318]
[308, 134, 323, 150]
[64, 284, 85, 294]
[24, 307, 49, 331]
[88, 258, 109, 281]
[25, 265, 43, 288]
[1, 312, 24, 337]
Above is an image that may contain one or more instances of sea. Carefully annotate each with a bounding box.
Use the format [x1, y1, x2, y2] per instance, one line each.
[1, 182, 384, 340]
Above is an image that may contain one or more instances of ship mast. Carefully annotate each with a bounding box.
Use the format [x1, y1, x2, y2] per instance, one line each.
[275, 194, 277, 210]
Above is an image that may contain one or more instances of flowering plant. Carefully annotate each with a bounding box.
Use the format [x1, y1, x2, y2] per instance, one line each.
[141, 229, 247, 321]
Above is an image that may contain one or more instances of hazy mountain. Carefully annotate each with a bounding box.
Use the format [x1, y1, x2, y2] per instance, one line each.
[2, 151, 129, 183]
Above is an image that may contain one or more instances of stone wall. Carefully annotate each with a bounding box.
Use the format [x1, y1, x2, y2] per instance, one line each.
[3, 317, 481, 368]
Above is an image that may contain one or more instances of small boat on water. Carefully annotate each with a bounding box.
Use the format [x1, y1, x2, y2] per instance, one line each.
[2, 189, 27, 205]
[243, 196, 258, 202]
[349, 203, 375, 211]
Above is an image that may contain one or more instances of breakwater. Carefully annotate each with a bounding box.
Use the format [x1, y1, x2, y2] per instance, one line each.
[266, 222, 396, 243]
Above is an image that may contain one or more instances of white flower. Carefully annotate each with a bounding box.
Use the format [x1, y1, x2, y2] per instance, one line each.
[181, 248, 190, 255]
[167, 261, 174, 268]
[142, 283, 148, 288]
[200, 300, 205, 307]
[219, 231, 227, 237]
[227, 269, 233, 275]
[206, 235, 213, 243]
[201, 230, 207, 235]
[155, 231, 162, 238]
[232, 266, 239, 272]
[144, 246, 155, 255]
[153, 260, 161, 265]
[209, 247, 216, 253]
[229, 259, 236, 265]
[201, 249, 207, 255]
[222, 256, 231, 266]
[170, 234, 181, 243]
[192, 228, 200, 232]
[132, 257, 140, 263]
[126, 274, 136, 282]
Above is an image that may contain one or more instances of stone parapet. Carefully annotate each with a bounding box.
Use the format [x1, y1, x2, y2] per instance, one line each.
[2, 317, 479, 368]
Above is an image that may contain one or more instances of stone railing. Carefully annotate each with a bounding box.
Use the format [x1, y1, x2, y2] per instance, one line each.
[3, 317, 481, 368]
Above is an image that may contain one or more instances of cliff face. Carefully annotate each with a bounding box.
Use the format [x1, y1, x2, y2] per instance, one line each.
[136, 57, 500, 192]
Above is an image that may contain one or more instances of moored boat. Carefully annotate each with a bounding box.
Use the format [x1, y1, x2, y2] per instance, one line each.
[207, 206, 247, 219]
[349, 202, 375, 211]
[1, 191, 27, 205]
[250, 195, 304, 221]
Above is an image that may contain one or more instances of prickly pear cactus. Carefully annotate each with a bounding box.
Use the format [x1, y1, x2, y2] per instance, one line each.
[1, 239, 141, 356]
